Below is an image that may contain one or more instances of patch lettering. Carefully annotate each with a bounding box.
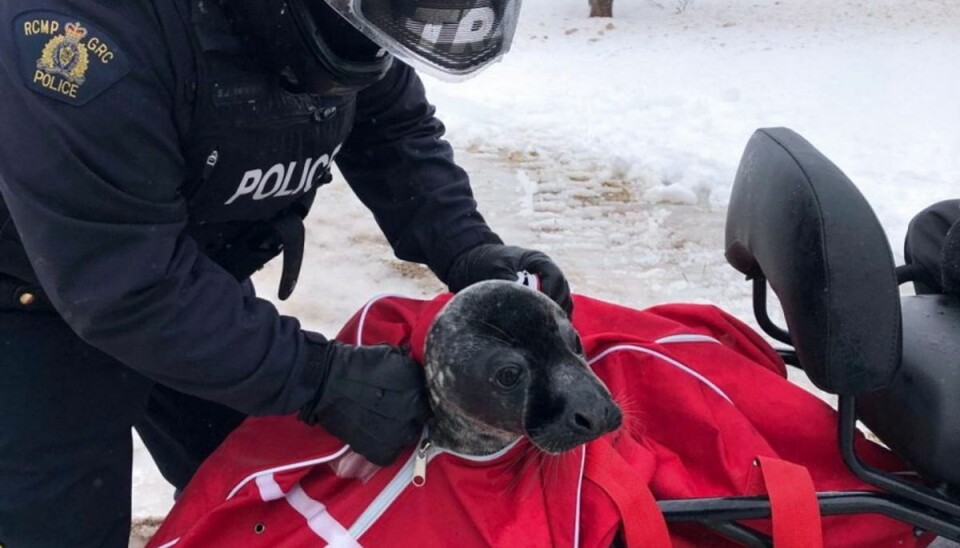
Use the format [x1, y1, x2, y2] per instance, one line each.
[224, 146, 342, 206]
[14, 12, 129, 105]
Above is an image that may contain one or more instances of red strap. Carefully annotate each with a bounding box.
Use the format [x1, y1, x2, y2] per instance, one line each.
[755, 456, 824, 548]
[585, 440, 672, 548]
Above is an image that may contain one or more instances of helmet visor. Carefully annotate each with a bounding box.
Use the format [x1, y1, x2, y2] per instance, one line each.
[322, 0, 522, 81]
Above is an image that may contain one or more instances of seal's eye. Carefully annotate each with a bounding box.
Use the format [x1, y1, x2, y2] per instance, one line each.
[560, 323, 583, 357]
[562, 327, 584, 356]
[571, 335, 584, 356]
[494, 366, 524, 388]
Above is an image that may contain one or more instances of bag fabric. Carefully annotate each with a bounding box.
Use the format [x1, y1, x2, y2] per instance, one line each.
[148, 294, 932, 548]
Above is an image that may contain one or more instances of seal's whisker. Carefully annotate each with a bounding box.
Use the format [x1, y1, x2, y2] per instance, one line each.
[471, 332, 516, 346]
[526, 451, 550, 491]
[538, 451, 560, 493]
[620, 407, 647, 439]
[542, 452, 556, 487]
[503, 447, 545, 494]
[500, 445, 535, 482]
[611, 390, 646, 437]
[544, 451, 565, 491]
[610, 387, 634, 410]
[612, 393, 638, 420]
[476, 320, 521, 346]
[531, 448, 549, 480]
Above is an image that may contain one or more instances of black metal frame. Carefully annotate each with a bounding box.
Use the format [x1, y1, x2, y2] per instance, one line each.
[658, 276, 960, 545]
[751, 277, 791, 346]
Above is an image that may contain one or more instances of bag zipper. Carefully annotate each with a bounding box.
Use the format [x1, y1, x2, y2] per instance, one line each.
[348, 433, 429, 539]
[348, 433, 522, 539]
[412, 438, 433, 487]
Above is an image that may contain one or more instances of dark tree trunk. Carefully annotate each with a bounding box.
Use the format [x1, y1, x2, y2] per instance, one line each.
[589, 0, 613, 17]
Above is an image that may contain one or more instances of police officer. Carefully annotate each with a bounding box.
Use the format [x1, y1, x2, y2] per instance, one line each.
[0, 0, 572, 545]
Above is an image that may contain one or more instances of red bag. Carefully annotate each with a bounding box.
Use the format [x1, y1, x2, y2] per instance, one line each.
[148, 294, 932, 548]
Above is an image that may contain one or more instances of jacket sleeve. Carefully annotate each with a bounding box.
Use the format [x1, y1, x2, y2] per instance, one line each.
[0, 3, 313, 416]
[336, 62, 503, 281]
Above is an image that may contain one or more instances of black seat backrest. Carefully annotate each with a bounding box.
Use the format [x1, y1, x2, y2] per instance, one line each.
[724, 128, 901, 395]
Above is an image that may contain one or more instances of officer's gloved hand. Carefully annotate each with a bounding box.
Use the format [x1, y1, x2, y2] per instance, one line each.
[446, 244, 573, 316]
[299, 333, 429, 466]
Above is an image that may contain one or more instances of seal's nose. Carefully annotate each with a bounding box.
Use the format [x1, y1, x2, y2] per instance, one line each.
[566, 399, 622, 438]
[604, 401, 623, 431]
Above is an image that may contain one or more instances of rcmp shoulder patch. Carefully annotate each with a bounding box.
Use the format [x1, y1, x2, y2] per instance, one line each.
[13, 11, 130, 106]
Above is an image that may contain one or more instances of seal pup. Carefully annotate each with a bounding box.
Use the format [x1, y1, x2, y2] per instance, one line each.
[424, 280, 622, 456]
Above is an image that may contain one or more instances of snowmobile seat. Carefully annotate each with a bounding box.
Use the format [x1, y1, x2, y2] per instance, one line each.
[724, 127, 960, 492]
[724, 127, 901, 395]
[859, 295, 960, 490]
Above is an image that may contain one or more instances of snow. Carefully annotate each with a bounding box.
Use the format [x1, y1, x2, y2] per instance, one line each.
[427, 0, 960, 250]
[131, 0, 960, 539]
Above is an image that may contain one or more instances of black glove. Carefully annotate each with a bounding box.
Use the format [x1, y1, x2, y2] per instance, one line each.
[299, 334, 429, 466]
[445, 244, 573, 315]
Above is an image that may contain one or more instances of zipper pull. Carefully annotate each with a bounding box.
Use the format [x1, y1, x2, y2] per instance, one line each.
[412, 439, 432, 487]
[202, 149, 219, 181]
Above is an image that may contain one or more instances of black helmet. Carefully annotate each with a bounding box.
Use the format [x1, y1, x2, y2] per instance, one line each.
[224, 0, 522, 94]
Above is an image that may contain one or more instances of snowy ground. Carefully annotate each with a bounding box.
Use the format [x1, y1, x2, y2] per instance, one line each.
[131, 0, 960, 543]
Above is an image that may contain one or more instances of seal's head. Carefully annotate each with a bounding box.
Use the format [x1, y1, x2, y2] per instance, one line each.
[425, 280, 621, 455]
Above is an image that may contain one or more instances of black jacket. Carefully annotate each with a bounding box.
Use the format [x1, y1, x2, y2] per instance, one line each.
[0, 0, 501, 415]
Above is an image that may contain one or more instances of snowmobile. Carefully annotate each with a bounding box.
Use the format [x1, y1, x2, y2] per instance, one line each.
[660, 127, 960, 545]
